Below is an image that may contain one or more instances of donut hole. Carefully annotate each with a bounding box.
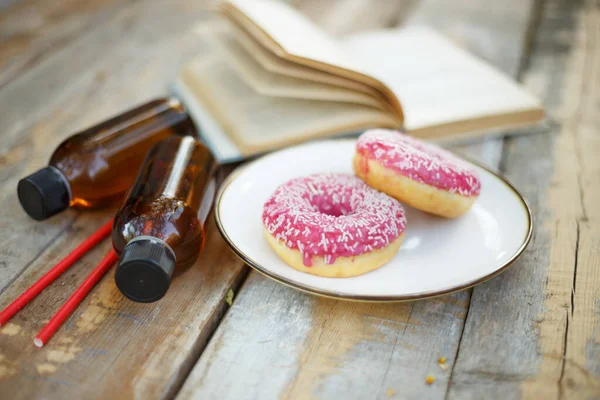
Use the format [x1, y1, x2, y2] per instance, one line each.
[310, 195, 353, 217]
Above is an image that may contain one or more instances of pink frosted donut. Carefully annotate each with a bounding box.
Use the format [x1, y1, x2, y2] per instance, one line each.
[262, 173, 406, 278]
[354, 129, 481, 218]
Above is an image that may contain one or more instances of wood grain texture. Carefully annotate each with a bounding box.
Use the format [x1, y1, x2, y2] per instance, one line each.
[178, 273, 469, 400]
[0, 0, 217, 292]
[555, 1, 600, 398]
[1, 0, 595, 399]
[0, 0, 249, 398]
[177, 1, 539, 399]
[0, 215, 247, 399]
[0, 0, 127, 89]
[448, 0, 600, 399]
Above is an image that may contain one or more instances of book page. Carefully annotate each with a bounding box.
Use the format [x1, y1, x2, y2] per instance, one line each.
[224, 0, 356, 71]
[222, 0, 404, 118]
[228, 22, 385, 99]
[171, 76, 243, 163]
[179, 46, 398, 156]
[341, 26, 543, 133]
[212, 30, 392, 112]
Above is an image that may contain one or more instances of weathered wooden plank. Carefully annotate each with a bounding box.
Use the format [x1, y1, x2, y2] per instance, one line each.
[0, 215, 246, 399]
[0, 0, 20, 9]
[0, 0, 217, 294]
[177, 1, 538, 399]
[448, 0, 600, 399]
[179, 273, 469, 400]
[0, 0, 249, 398]
[566, 221, 600, 399]
[0, 0, 126, 89]
[558, 1, 600, 398]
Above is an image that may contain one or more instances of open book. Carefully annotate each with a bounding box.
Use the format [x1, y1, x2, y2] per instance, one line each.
[172, 0, 543, 163]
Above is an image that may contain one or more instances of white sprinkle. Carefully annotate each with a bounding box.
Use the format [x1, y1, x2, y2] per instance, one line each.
[262, 173, 407, 262]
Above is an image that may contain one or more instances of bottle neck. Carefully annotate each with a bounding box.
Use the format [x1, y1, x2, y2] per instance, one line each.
[127, 235, 176, 261]
[48, 165, 73, 204]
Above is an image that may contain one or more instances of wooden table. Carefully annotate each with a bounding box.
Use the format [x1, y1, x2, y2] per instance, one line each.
[0, 0, 598, 398]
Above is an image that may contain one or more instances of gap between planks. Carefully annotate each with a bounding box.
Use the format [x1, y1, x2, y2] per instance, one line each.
[176, 0, 541, 399]
[0, 0, 132, 90]
[447, 0, 600, 398]
[0, 0, 251, 398]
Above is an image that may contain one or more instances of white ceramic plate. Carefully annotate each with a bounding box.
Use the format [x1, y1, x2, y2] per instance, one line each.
[215, 139, 532, 301]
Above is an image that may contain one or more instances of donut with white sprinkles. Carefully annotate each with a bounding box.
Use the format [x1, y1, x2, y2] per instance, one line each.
[353, 129, 481, 218]
[262, 173, 406, 278]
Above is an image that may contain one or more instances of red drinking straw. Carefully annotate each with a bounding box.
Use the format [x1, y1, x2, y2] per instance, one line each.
[34, 249, 118, 347]
[0, 218, 114, 327]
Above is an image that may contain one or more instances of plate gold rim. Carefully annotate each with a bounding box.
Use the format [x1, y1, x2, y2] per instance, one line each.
[214, 139, 534, 302]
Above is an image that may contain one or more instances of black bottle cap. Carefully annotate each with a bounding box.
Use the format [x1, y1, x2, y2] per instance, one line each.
[115, 237, 176, 303]
[17, 167, 71, 221]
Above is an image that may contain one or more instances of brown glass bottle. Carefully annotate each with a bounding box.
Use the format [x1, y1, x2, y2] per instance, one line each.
[112, 136, 217, 303]
[17, 98, 195, 220]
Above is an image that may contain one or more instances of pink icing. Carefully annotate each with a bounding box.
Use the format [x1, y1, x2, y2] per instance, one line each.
[262, 173, 406, 267]
[356, 129, 481, 197]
